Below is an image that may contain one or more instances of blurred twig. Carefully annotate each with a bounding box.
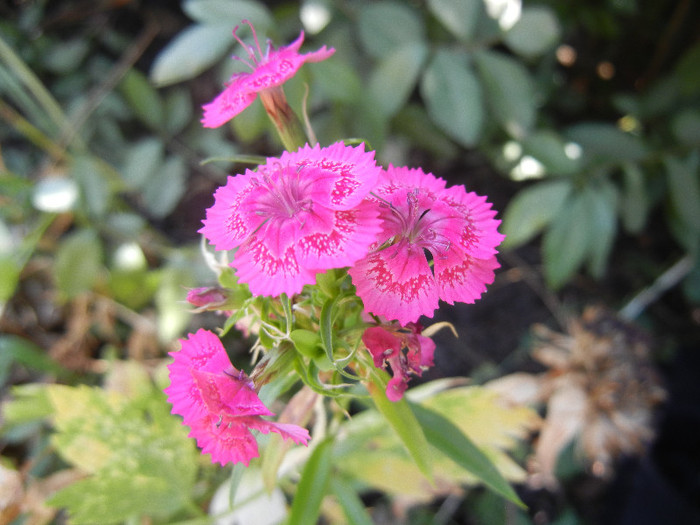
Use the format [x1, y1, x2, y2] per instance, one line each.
[619, 254, 695, 320]
[56, 20, 160, 152]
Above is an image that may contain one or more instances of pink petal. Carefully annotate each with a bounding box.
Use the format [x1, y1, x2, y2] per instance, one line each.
[349, 242, 439, 325]
[439, 185, 505, 259]
[296, 201, 381, 269]
[374, 165, 447, 199]
[199, 172, 265, 251]
[165, 330, 234, 423]
[386, 376, 408, 402]
[201, 78, 258, 128]
[279, 142, 381, 210]
[362, 326, 402, 367]
[245, 418, 311, 446]
[187, 416, 261, 467]
[233, 236, 317, 297]
[190, 368, 273, 420]
[433, 249, 500, 306]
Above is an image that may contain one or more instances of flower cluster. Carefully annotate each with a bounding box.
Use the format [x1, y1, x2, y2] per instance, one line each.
[167, 20, 505, 466]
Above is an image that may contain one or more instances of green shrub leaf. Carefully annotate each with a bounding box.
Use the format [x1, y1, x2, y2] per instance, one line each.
[501, 179, 573, 249]
[427, 0, 480, 42]
[474, 50, 535, 138]
[504, 6, 561, 58]
[421, 49, 484, 147]
[369, 42, 428, 117]
[358, 2, 425, 58]
[150, 24, 234, 86]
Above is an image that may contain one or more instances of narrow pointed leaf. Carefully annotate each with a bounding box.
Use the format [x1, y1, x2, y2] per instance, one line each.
[368, 376, 433, 481]
[411, 402, 525, 508]
[330, 477, 374, 525]
[287, 437, 334, 525]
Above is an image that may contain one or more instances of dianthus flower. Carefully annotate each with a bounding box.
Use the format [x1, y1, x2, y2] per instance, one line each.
[164, 329, 310, 466]
[349, 166, 504, 325]
[200, 142, 382, 297]
[202, 20, 334, 128]
[362, 323, 436, 401]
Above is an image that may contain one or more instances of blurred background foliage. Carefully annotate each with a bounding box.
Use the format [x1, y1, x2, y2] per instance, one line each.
[1, 0, 699, 523]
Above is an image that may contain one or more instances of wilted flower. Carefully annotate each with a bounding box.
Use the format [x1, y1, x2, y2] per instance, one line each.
[202, 20, 334, 128]
[349, 166, 504, 325]
[487, 307, 666, 487]
[200, 142, 382, 297]
[362, 322, 436, 401]
[164, 329, 310, 466]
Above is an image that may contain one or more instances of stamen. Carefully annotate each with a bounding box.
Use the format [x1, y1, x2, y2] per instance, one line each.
[243, 19, 265, 62]
[231, 23, 258, 64]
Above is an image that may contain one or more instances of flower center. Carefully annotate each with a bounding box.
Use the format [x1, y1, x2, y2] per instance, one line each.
[384, 189, 451, 257]
[253, 165, 313, 223]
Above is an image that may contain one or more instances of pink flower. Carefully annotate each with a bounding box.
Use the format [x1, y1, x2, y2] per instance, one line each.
[200, 142, 382, 297]
[164, 329, 310, 466]
[363, 323, 436, 401]
[202, 20, 334, 128]
[349, 166, 504, 325]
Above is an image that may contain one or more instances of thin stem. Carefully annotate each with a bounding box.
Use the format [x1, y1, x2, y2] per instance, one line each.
[619, 254, 695, 320]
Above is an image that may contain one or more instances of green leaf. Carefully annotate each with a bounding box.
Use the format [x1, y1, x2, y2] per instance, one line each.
[564, 122, 646, 166]
[319, 297, 336, 364]
[504, 6, 560, 59]
[501, 179, 573, 249]
[0, 335, 63, 385]
[521, 130, 581, 176]
[674, 42, 700, 96]
[42, 38, 90, 74]
[120, 69, 164, 130]
[421, 49, 484, 147]
[54, 229, 103, 301]
[665, 155, 700, 247]
[121, 138, 163, 190]
[369, 42, 428, 118]
[2, 384, 54, 430]
[287, 437, 334, 525]
[358, 2, 425, 58]
[330, 477, 375, 525]
[150, 24, 234, 86]
[290, 329, 322, 358]
[46, 383, 198, 524]
[672, 108, 700, 146]
[427, 0, 480, 42]
[183, 0, 272, 27]
[411, 403, 524, 507]
[0, 254, 21, 307]
[542, 191, 593, 289]
[368, 375, 433, 481]
[312, 59, 363, 103]
[582, 182, 618, 278]
[474, 50, 535, 138]
[71, 155, 111, 218]
[620, 163, 649, 234]
[141, 155, 186, 218]
[163, 88, 194, 136]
